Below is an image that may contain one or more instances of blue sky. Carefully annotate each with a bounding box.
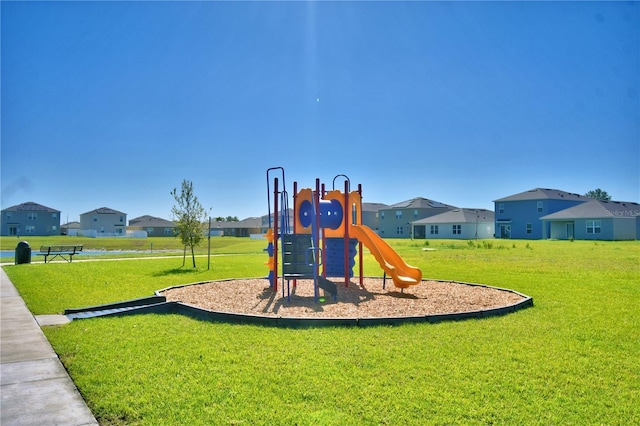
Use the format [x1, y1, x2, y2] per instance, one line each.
[2, 1, 638, 223]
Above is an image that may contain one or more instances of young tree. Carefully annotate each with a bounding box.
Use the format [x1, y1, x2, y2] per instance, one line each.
[584, 188, 612, 201]
[171, 180, 207, 268]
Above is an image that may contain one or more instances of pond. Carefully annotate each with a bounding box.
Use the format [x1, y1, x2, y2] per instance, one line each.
[0, 250, 149, 259]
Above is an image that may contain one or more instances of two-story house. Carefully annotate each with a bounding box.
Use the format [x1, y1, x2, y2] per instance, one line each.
[1, 202, 61, 236]
[494, 188, 590, 239]
[378, 197, 457, 239]
[80, 207, 127, 236]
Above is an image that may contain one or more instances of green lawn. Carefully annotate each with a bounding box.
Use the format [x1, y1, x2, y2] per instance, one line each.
[3, 239, 639, 425]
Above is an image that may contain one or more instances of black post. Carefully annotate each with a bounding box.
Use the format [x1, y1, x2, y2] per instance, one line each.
[207, 215, 211, 270]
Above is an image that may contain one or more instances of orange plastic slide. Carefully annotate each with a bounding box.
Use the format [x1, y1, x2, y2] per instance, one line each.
[350, 225, 422, 289]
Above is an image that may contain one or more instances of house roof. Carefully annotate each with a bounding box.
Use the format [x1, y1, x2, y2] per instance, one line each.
[3, 201, 60, 213]
[540, 200, 640, 220]
[494, 188, 590, 202]
[412, 208, 495, 224]
[386, 197, 456, 210]
[128, 215, 176, 227]
[362, 202, 389, 212]
[81, 207, 126, 216]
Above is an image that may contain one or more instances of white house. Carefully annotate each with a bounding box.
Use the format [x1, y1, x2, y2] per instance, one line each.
[412, 208, 495, 239]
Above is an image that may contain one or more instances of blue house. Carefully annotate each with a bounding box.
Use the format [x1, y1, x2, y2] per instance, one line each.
[494, 188, 590, 239]
[1, 201, 61, 236]
[541, 199, 640, 241]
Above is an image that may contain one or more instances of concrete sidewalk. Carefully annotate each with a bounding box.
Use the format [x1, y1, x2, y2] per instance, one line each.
[1, 267, 97, 426]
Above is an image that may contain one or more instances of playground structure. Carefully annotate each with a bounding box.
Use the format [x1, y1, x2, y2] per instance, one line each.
[265, 167, 423, 302]
[60, 166, 532, 326]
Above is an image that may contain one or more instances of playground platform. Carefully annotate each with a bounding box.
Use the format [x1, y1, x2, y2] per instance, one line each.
[1, 268, 98, 426]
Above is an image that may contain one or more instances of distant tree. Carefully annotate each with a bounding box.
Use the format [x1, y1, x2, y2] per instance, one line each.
[214, 216, 225, 222]
[584, 188, 611, 201]
[171, 180, 207, 268]
[226, 216, 239, 222]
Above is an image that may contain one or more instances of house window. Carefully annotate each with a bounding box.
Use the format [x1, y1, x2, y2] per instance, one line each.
[164, 228, 173, 235]
[537, 201, 543, 213]
[586, 220, 601, 234]
[395, 211, 402, 219]
[93, 216, 98, 222]
[120, 216, 124, 223]
[52, 213, 58, 219]
[52, 225, 57, 232]
[6, 212, 12, 220]
[526, 223, 532, 234]
[25, 225, 35, 233]
[396, 226, 403, 235]
[28, 212, 37, 220]
[380, 211, 385, 219]
[499, 203, 504, 214]
[430, 225, 439, 235]
[146, 228, 154, 235]
[452, 225, 461, 235]
[414, 209, 418, 219]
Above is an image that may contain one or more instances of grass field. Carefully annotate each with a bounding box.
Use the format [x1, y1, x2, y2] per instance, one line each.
[3, 238, 639, 425]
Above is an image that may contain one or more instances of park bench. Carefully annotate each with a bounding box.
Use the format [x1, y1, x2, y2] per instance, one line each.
[39, 245, 83, 263]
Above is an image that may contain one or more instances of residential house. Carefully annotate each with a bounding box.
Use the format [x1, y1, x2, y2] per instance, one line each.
[412, 208, 495, 239]
[494, 188, 590, 239]
[260, 209, 294, 234]
[80, 207, 127, 236]
[128, 215, 176, 237]
[379, 197, 457, 238]
[61, 221, 81, 236]
[1, 202, 61, 236]
[213, 217, 263, 237]
[361, 202, 389, 232]
[541, 199, 640, 240]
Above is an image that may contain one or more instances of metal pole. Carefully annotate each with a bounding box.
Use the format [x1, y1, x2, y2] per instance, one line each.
[344, 180, 349, 287]
[274, 177, 279, 293]
[358, 183, 363, 286]
[207, 215, 211, 270]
